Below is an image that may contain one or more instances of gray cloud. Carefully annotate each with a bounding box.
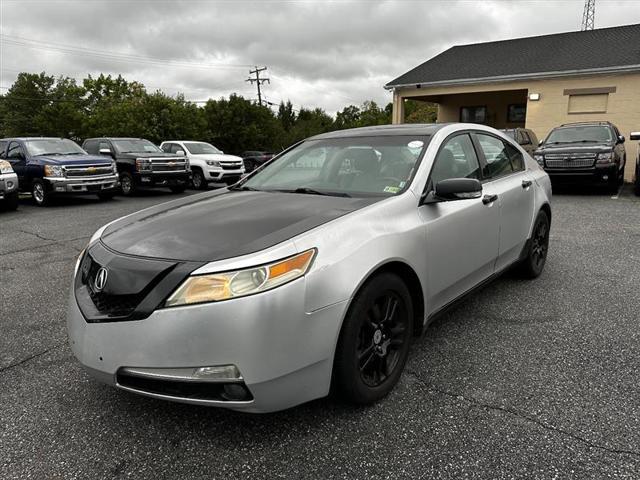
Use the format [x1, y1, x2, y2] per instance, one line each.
[2, 0, 640, 113]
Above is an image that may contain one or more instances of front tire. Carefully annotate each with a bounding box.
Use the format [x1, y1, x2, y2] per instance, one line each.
[4, 191, 19, 211]
[31, 180, 51, 206]
[120, 172, 136, 196]
[333, 273, 413, 405]
[518, 210, 550, 279]
[191, 168, 207, 190]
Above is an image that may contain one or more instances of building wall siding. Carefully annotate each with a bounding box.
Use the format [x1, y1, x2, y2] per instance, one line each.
[394, 72, 640, 180]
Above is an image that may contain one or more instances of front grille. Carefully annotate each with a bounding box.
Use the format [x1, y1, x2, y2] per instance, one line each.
[81, 254, 144, 317]
[65, 164, 114, 177]
[544, 153, 596, 169]
[221, 163, 243, 170]
[150, 157, 188, 173]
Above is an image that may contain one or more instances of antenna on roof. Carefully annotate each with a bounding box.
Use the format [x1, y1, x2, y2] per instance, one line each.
[581, 0, 595, 31]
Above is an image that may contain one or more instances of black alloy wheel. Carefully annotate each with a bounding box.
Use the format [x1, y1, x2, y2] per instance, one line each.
[334, 273, 413, 404]
[519, 210, 550, 278]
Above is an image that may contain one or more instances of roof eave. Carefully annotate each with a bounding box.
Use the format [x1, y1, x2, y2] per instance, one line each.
[384, 64, 640, 90]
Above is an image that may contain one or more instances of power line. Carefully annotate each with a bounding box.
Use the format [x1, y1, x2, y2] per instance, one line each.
[0, 34, 254, 70]
[581, 0, 596, 30]
[245, 66, 269, 106]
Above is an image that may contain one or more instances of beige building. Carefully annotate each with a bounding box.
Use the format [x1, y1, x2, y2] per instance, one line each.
[386, 24, 640, 180]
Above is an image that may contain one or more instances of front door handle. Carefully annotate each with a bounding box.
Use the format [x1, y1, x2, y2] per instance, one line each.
[482, 194, 498, 205]
[522, 179, 533, 189]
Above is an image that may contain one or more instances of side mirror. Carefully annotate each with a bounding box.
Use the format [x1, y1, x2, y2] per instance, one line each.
[423, 178, 483, 204]
[617, 135, 625, 144]
[630, 132, 640, 141]
[99, 148, 112, 155]
[538, 140, 544, 146]
[176, 150, 186, 156]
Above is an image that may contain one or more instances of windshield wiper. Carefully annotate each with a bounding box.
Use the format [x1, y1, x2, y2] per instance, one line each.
[229, 185, 261, 192]
[34, 152, 62, 156]
[280, 187, 351, 198]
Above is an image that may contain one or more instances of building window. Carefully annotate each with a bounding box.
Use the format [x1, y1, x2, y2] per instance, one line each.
[460, 106, 487, 124]
[507, 104, 526, 122]
[567, 94, 608, 114]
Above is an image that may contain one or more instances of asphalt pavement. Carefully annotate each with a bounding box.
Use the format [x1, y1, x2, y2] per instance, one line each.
[1, 185, 639, 479]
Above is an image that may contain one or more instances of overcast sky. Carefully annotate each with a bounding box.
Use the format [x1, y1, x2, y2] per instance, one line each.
[1, 0, 640, 114]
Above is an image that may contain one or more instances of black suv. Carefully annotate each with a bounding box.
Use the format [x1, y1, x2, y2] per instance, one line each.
[533, 121, 626, 193]
[83, 138, 190, 195]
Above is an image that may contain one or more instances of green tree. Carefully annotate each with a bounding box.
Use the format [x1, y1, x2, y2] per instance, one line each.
[404, 100, 438, 124]
[334, 104, 361, 130]
[0, 72, 55, 137]
[34, 77, 87, 140]
[277, 100, 296, 132]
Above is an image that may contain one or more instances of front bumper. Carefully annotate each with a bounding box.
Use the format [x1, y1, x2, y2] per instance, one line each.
[135, 171, 191, 187]
[204, 168, 245, 183]
[44, 174, 119, 194]
[0, 172, 18, 199]
[544, 163, 619, 185]
[67, 278, 348, 413]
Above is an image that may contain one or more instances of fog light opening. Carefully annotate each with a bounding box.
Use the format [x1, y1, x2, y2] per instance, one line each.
[222, 384, 250, 401]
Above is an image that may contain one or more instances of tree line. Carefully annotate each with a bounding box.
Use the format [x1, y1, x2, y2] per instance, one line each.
[0, 72, 437, 154]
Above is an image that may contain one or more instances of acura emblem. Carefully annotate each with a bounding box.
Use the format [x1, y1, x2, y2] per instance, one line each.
[94, 267, 108, 292]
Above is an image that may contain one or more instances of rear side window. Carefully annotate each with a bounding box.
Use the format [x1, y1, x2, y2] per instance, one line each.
[430, 134, 481, 185]
[7, 142, 24, 160]
[527, 130, 539, 145]
[476, 134, 514, 179]
[504, 142, 525, 171]
[84, 140, 97, 154]
[161, 143, 172, 153]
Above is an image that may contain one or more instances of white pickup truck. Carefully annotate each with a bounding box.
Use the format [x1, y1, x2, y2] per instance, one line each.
[160, 141, 245, 189]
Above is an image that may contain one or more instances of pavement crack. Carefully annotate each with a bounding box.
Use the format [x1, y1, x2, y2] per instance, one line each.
[16, 228, 57, 242]
[406, 369, 640, 459]
[0, 341, 66, 374]
[3, 233, 90, 255]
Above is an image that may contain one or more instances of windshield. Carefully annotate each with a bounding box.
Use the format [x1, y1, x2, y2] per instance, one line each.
[24, 139, 86, 156]
[545, 125, 613, 144]
[112, 139, 162, 153]
[184, 142, 222, 155]
[240, 135, 429, 197]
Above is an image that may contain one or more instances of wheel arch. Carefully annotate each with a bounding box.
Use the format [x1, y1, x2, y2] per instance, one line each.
[540, 202, 552, 226]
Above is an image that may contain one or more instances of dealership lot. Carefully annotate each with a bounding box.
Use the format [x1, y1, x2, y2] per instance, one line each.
[1, 188, 640, 479]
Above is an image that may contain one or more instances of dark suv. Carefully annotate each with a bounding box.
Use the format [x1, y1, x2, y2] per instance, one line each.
[500, 128, 538, 155]
[533, 121, 626, 193]
[83, 138, 190, 195]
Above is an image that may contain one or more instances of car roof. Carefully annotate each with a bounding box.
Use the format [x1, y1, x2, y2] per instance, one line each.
[308, 123, 450, 140]
[557, 121, 614, 128]
[84, 137, 147, 141]
[0, 137, 68, 141]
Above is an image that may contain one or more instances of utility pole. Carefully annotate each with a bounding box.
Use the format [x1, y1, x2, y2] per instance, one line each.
[246, 66, 270, 106]
[581, 0, 595, 31]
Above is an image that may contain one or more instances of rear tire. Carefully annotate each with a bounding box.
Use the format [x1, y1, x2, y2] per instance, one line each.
[518, 210, 550, 279]
[170, 185, 186, 194]
[120, 172, 136, 196]
[31, 180, 51, 207]
[333, 273, 413, 405]
[4, 191, 19, 211]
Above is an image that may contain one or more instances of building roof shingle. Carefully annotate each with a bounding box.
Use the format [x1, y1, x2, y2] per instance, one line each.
[386, 23, 640, 88]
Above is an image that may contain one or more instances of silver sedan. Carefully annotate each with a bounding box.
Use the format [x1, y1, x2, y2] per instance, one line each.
[67, 123, 552, 413]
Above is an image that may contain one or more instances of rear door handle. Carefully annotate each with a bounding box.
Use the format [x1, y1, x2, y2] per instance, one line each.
[522, 179, 533, 188]
[482, 194, 498, 205]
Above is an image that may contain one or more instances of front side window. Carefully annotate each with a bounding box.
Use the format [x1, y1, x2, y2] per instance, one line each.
[545, 125, 614, 144]
[184, 142, 222, 155]
[24, 139, 86, 156]
[430, 134, 481, 186]
[241, 135, 429, 197]
[112, 139, 162, 154]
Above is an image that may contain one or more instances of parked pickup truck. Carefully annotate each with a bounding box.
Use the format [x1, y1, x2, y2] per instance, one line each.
[0, 158, 19, 210]
[83, 137, 190, 195]
[160, 140, 245, 189]
[533, 121, 626, 194]
[0, 137, 119, 206]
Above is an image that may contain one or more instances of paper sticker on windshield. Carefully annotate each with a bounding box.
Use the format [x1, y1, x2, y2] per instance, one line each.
[384, 186, 401, 194]
[408, 140, 424, 149]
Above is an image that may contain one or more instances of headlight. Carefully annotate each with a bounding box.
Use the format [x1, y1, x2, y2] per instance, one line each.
[44, 165, 65, 177]
[0, 160, 14, 174]
[597, 151, 614, 164]
[206, 160, 221, 167]
[165, 248, 317, 307]
[111, 161, 118, 174]
[533, 154, 544, 166]
[135, 158, 152, 172]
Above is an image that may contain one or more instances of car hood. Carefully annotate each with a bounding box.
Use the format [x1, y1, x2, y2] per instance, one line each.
[35, 154, 113, 165]
[535, 143, 614, 155]
[190, 153, 243, 162]
[101, 190, 378, 262]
